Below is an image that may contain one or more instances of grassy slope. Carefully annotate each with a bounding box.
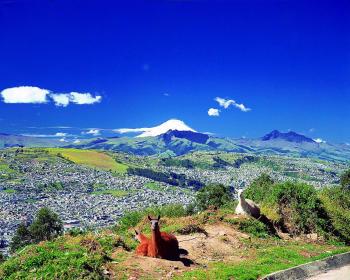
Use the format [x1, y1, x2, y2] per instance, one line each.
[46, 148, 128, 174]
[1, 208, 349, 280]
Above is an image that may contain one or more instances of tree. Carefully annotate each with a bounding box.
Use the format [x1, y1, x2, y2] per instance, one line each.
[10, 208, 63, 253]
[0, 252, 5, 263]
[195, 184, 232, 211]
[244, 173, 275, 203]
[340, 169, 350, 190]
[10, 223, 32, 253]
[29, 207, 63, 242]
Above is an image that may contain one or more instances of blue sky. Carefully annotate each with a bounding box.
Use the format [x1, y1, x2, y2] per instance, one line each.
[0, 0, 349, 142]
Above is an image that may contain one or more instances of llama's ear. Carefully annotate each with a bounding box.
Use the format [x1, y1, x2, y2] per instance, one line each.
[148, 215, 152, 221]
[158, 215, 161, 221]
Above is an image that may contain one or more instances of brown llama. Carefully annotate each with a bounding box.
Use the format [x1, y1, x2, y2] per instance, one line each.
[147, 215, 180, 260]
[135, 229, 150, 256]
[135, 215, 180, 260]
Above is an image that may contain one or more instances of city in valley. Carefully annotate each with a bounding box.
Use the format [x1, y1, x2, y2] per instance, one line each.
[0, 147, 346, 255]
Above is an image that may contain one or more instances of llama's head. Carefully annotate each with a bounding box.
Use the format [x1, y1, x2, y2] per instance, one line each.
[134, 229, 141, 241]
[237, 189, 244, 198]
[148, 215, 161, 231]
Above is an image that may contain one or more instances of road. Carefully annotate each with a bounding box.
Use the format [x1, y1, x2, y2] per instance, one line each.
[307, 265, 350, 280]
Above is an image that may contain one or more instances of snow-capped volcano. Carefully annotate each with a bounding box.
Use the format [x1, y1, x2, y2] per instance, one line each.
[137, 119, 195, 137]
[114, 119, 196, 138]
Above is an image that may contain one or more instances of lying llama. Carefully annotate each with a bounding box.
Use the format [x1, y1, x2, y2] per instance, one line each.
[235, 189, 261, 219]
[135, 215, 180, 260]
[135, 229, 150, 256]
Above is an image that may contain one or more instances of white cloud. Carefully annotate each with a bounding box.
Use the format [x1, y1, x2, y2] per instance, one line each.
[115, 128, 148, 134]
[0, 86, 102, 107]
[82, 129, 100, 136]
[0, 86, 49, 104]
[69, 92, 102, 105]
[21, 133, 70, 138]
[234, 103, 251, 112]
[214, 97, 251, 112]
[59, 138, 67, 142]
[73, 139, 81, 144]
[314, 138, 326, 144]
[50, 94, 70, 107]
[50, 92, 101, 106]
[55, 132, 67, 137]
[208, 108, 220, 117]
[115, 119, 195, 138]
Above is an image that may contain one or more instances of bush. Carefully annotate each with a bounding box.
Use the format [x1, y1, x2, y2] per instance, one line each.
[340, 169, 350, 190]
[244, 173, 275, 203]
[238, 218, 270, 238]
[319, 186, 350, 243]
[195, 184, 233, 211]
[265, 182, 332, 236]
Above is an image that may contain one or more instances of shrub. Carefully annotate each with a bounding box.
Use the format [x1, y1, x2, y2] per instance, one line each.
[237, 218, 269, 238]
[340, 169, 350, 190]
[319, 186, 350, 243]
[265, 182, 332, 236]
[195, 184, 233, 211]
[244, 173, 275, 203]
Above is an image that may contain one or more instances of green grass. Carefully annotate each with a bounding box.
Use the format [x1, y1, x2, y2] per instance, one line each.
[175, 242, 349, 280]
[91, 189, 129, 197]
[144, 182, 164, 191]
[2, 189, 16, 194]
[46, 148, 128, 174]
[0, 233, 121, 280]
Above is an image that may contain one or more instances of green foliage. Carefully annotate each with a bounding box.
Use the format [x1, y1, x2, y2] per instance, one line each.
[340, 169, 350, 190]
[10, 223, 33, 253]
[30, 208, 63, 243]
[234, 218, 269, 238]
[1, 235, 111, 279]
[320, 186, 350, 243]
[10, 208, 63, 253]
[195, 184, 233, 211]
[266, 182, 331, 235]
[244, 173, 275, 203]
[0, 252, 5, 263]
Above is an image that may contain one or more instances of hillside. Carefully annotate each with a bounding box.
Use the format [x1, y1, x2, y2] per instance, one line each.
[67, 133, 350, 162]
[1, 207, 349, 280]
[0, 133, 64, 149]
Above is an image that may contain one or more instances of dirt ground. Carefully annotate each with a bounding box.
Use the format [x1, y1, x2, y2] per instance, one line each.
[110, 222, 251, 279]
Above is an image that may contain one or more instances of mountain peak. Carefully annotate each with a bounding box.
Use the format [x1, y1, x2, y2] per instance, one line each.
[137, 119, 195, 137]
[262, 130, 315, 143]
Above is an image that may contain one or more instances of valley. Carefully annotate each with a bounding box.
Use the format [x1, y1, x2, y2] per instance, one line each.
[0, 147, 347, 256]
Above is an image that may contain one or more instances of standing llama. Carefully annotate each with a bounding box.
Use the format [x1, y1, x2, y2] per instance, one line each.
[135, 215, 180, 260]
[235, 189, 261, 219]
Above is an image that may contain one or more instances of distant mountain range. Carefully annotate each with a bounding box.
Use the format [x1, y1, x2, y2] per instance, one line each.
[0, 121, 349, 162]
[261, 130, 315, 143]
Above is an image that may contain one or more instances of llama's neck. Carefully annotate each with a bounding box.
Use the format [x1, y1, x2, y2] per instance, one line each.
[239, 194, 247, 207]
[151, 228, 161, 249]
